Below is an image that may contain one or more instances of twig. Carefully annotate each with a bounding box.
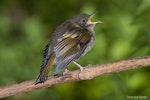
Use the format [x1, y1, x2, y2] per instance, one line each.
[0, 56, 150, 98]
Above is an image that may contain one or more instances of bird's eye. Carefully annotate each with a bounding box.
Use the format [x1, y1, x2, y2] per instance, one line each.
[82, 19, 86, 23]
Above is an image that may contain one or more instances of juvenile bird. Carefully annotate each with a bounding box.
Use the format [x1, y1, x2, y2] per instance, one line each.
[35, 13, 102, 85]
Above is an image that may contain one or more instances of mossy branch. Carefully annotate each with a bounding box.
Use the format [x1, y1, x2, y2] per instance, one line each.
[0, 56, 150, 98]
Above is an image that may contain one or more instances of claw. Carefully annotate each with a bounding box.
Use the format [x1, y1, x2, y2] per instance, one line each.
[63, 68, 70, 75]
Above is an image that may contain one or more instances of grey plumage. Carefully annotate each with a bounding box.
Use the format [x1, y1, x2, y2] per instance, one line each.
[35, 13, 101, 85]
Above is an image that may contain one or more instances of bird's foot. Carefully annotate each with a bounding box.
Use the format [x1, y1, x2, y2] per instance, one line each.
[63, 68, 70, 75]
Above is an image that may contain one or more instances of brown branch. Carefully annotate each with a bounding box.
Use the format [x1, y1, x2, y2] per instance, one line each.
[0, 56, 150, 98]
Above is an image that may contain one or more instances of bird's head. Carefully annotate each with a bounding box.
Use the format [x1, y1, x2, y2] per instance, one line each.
[70, 13, 103, 30]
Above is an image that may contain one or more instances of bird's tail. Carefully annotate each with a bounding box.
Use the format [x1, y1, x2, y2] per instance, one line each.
[35, 54, 55, 85]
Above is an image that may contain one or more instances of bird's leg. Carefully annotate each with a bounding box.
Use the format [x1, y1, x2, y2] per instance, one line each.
[63, 68, 70, 75]
[72, 61, 83, 73]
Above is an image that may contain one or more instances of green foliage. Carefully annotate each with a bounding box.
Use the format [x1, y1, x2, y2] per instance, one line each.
[0, 0, 149, 100]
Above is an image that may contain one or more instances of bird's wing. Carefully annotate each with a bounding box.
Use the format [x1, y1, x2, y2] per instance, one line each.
[54, 29, 91, 74]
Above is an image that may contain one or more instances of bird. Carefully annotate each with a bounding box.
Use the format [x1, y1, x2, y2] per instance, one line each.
[35, 13, 102, 85]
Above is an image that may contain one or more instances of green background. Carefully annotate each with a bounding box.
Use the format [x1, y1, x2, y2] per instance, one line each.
[0, 0, 150, 100]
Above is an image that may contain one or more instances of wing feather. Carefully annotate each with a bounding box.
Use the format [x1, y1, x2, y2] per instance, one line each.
[54, 29, 91, 74]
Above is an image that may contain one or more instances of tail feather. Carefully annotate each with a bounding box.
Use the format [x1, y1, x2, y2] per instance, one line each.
[35, 54, 55, 85]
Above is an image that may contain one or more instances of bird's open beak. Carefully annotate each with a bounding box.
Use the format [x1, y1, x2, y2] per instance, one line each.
[88, 12, 103, 24]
